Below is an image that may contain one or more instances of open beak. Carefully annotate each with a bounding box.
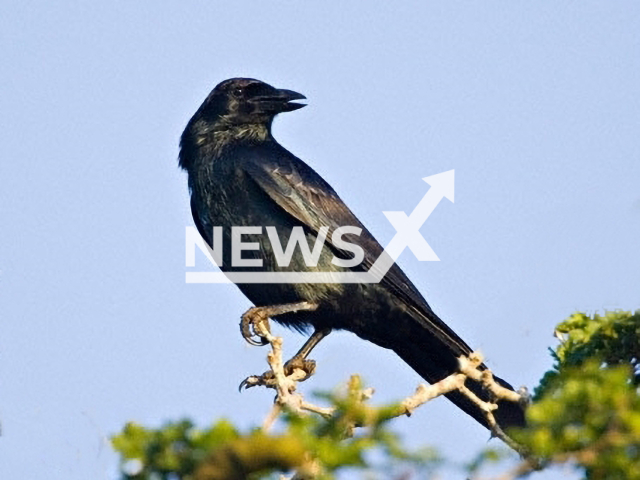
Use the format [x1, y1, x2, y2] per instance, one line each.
[251, 88, 307, 114]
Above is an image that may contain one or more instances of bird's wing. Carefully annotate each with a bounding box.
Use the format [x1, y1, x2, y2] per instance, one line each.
[242, 148, 473, 356]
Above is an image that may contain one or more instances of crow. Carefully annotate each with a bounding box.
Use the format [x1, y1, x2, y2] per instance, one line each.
[179, 77, 526, 433]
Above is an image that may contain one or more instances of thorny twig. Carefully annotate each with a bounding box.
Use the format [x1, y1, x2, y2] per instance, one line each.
[249, 323, 534, 478]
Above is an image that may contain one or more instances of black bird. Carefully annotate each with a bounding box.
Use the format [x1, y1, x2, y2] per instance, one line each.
[179, 78, 526, 433]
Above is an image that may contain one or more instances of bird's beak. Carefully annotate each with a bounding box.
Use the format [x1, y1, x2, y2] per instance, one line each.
[251, 88, 307, 114]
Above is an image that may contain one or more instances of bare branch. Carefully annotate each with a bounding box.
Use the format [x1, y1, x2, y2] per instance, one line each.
[247, 327, 534, 478]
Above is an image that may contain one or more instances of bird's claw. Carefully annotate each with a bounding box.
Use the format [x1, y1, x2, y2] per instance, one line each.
[240, 307, 271, 346]
[239, 357, 317, 391]
[239, 375, 264, 391]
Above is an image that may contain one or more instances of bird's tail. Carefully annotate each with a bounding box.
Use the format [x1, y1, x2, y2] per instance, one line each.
[389, 317, 526, 432]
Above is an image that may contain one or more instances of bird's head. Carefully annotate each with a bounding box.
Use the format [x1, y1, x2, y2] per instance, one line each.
[180, 78, 306, 169]
[197, 78, 306, 127]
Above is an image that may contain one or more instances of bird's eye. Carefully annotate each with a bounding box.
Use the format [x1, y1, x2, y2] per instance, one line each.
[232, 87, 244, 98]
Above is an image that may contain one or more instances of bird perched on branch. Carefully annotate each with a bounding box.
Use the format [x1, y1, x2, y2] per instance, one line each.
[179, 77, 526, 433]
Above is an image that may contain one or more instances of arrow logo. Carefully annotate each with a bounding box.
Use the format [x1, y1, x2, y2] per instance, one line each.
[366, 170, 454, 282]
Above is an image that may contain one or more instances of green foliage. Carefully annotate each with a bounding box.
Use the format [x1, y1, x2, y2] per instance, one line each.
[113, 418, 311, 480]
[518, 310, 640, 479]
[112, 309, 640, 479]
[535, 310, 640, 400]
[112, 419, 242, 479]
[555, 310, 640, 366]
[112, 376, 441, 480]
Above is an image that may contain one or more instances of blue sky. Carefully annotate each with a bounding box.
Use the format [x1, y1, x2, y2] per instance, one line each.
[1, 2, 639, 479]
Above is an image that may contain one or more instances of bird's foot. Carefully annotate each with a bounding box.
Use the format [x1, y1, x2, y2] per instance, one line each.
[239, 302, 319, 347]
[240, 307, 272, 346]
[239, 356, 317, 390]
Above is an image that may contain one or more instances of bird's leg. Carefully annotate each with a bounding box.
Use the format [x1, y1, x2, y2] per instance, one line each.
[240, 301, 318, 346]
[283, 326, 332, 372]
[240, 327, 332, 391]
[294, 327, 332, 359]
